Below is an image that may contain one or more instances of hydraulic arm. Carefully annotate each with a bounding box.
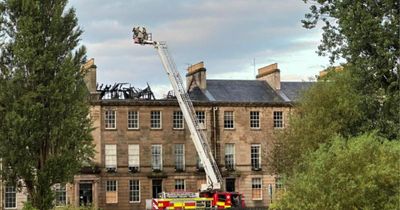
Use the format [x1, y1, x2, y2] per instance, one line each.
[132, 26, 222, 190]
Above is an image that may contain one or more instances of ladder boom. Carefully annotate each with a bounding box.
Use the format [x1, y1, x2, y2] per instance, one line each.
[132, 28, 223, 190]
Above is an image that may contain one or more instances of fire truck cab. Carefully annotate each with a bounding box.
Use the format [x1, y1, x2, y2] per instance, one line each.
[200, 191, 245, 209]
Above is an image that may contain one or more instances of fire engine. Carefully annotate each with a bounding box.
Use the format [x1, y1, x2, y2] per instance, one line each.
[132, 27, 246, 209]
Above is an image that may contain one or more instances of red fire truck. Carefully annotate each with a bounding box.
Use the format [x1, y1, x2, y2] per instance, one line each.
[151, 191, 245, 209]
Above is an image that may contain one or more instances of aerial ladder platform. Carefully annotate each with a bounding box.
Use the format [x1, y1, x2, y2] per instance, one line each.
[132, 26, 223, 191]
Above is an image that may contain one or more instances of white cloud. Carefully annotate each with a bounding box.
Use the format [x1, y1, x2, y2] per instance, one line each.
[68, 0, 329, 97]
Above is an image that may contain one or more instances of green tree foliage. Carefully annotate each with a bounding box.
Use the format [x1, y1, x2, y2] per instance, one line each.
[270, 1, 399, 207]
[302, 0, 400, 140]
[0, 1, 94, 210]
[271, 133, 400, 210]
[269, 70, 365, 175]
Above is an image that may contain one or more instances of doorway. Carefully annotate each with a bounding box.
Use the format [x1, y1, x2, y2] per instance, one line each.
[152, 179, 162, 198]
[226, 178, 235, 192]
[79, 183, 93, 206]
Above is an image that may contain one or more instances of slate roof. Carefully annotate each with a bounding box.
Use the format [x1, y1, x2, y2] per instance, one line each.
[189, 80, 314, 103]
[280, 82, 314, 101]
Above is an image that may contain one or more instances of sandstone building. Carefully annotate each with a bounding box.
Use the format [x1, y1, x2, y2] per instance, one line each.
[1, 59, 312, 209]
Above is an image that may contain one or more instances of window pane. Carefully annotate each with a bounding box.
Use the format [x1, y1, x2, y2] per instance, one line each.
[225, 144, 235, 170]
[106, 180, 117, 191]
[173, 111, 184, 129]
[175, 144, 185, 171]
[55, 184, 67, 206]
[128, 111, 139, 129]
[106, 180, 118, 204]
[252, 178, 262, 200]
[251, 145, 261, 170]
[151, 111, 161, 129]
[129, 180, 140, 202]
[196, 154, 204, 170]
[105, 144, 117, 168]
[175, 179, 185, 191]
[250, 111, 260, 128]
[273, 111, 283, 128]
[5, 185, 16, 208]
[195, 111, 206, 129]
[105, 110, 116, 129]
[224, 111, 234, 129]
[152, 145, 162, 170]
[128, 144, 140, 167]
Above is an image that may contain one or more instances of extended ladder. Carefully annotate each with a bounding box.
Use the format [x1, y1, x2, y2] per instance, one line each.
[132, 27, 222, 190]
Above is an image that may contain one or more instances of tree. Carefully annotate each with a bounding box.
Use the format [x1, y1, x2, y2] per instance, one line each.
[269, 70, 367, 175]
[302, 0, 400, 140]
[0, 1, 94, 210]
[271, 133, 400, 210]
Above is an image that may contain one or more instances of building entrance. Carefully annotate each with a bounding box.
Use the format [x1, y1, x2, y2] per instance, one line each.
[226, 178, 235, 192]
[79, 183, 93, 206]
[152, 180, 162, 198]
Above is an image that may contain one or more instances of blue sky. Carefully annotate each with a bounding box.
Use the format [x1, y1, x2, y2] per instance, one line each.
[69, 0, 330, 97]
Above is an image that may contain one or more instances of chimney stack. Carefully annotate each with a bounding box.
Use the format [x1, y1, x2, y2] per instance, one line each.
[256, 63, 280, 90]
[186, 61, 207, 91]
[82, 58, 97, 93]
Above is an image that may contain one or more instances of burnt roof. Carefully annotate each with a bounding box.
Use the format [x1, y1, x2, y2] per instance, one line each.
[91, 80, 313, 106]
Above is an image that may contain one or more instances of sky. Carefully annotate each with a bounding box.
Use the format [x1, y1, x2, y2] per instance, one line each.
[68, 0, 330, 98]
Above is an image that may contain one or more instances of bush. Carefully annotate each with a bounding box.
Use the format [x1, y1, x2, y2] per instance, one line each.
[274, 133, 400, 210]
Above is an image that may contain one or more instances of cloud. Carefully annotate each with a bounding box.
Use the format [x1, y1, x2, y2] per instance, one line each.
[68, 0, 328, 97]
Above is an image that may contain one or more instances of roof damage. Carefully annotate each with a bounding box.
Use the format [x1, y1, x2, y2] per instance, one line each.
[96, 83, 155, 100]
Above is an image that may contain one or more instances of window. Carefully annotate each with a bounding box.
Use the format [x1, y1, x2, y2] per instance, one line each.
[226, 178, 235, 192]
[55, 184, 67, 206]
[196, 111, 206, 129]
[275, 176, 284, 190]
[106, 180, 118, 204]
[151, 145, 162, 171]
[174, 144, 185, 171]
[251, 144, 261, 170]
[196, 154, 204, 171]
[225, 144, 235, 170]
[128, 144, 140, 170]
[5, 185, 16, 209]
[173, 111, 184, 129]
[250, 111, 260, 129]
[252, 178, 262, 200]
[105, 144, 117, 169]
[273, 111, 283, 128]
[129, 180, 140, 203]
[151, 111, 162, 129]
[128, 111, 139, 129]
[175, 179, 185, 191]
[224, 111, 234, 129]
[152, 180, 162, 199]
[105, 110, 116, 129]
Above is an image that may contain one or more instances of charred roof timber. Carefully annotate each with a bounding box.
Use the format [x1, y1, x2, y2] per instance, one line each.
[96, 83, 155, 100]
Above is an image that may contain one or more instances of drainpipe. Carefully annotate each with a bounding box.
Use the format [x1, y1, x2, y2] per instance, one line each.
[212, 107, 219, 163]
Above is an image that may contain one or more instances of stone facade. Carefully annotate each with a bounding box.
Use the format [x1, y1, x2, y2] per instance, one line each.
[1, 60, 312, 210]
[63, 60, 300, 210]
